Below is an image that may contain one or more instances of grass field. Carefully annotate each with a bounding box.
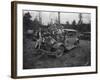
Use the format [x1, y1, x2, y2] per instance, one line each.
[23, 39, 91, 69]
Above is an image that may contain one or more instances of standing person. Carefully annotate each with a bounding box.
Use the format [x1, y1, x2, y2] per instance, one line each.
[35, 28, 42, 49]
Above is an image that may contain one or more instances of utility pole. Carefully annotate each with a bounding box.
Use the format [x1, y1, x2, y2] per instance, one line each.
[39, 11, 42, 25]
[58, 12, 60, 24]
[78, 13, 83, 25]
[38, 11, 42, 49]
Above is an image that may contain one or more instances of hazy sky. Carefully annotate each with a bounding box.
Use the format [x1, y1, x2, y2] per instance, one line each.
[24, 11, 91, 25]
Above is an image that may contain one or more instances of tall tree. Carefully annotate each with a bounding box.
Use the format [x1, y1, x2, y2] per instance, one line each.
[23, 12, 32, 32]
[72, 20, 77, 30]
[78, 13, 83, 25]
[72, 20, 76, 26]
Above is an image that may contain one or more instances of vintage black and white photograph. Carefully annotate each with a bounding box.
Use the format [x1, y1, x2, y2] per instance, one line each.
[11, 1, 97, 78]
[23, 11, 91, 69]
